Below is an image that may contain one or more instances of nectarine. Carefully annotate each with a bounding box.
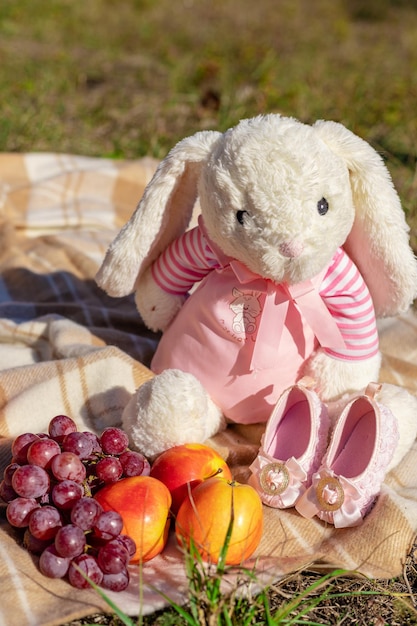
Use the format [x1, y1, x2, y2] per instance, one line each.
[150, 443, 232, 515]
[94, 476, 171, 563]
[175, 476, 263, 565]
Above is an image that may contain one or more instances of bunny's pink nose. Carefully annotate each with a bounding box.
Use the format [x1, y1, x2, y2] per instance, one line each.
[279, 240, 304, 258]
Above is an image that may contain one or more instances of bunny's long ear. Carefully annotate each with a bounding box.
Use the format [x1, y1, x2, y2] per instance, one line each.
[313, 120, 417, 317]
[96, 130, 222, 296]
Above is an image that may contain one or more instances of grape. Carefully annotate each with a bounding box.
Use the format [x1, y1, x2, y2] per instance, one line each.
[39, 545, 70, 579]
[23, 529, 52, 555]
[12, 464, 50, 499]
[51, 452, 86, 483]
[97, 539, 129, 574]
[62, 432, 94, 459]
[68, 554, 103, 589]
[70, 497, 103, 531]
[94, 510, 123, 541]
[29, 505, 62, 540]
[55, 524, 86, 558]
[82, 431, 102, 456]
[99, 427, 129, 455]
[2, 465, 20, 501]
[95, 456, 123, 484]
[27, 438, 61, 469]
[101, 568, 130, 592]
[52, 480, 84, 510]
[3, 463, 21, 486]
[119, 450, 150, 477]
[115, 534, 137, 558]
[48, 415, 77, 442]
[6, 497, 39, 527]
[0, 480, 17, 502]
[11, 433, 40, 464]
[4, 414, 151, 594]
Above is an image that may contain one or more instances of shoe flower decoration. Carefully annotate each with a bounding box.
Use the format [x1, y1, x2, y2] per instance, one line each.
[249, 451, 308, 509]
[295, 468, 364, 527]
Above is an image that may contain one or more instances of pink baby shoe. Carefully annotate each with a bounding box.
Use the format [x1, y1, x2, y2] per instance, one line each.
[249, 377, 330, 508]
[295, 383, 399, 528]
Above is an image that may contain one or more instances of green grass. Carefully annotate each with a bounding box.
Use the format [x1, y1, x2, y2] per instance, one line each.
[1, 0, 416, 247]
[66, 546, 417, 626]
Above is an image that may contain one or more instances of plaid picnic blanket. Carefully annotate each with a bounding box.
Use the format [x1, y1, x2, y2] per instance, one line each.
[0, 152, 416, 626]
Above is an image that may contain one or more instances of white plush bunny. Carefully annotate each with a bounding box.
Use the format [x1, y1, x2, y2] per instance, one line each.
[96, 114, 417, 460]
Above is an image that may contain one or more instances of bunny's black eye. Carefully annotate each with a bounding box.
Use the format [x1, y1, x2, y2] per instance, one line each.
[236, 210, 248, 225]
[317, 197, 329, 216]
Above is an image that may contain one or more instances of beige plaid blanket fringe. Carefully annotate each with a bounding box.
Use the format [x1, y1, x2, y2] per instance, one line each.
[0, 153, 416, 626]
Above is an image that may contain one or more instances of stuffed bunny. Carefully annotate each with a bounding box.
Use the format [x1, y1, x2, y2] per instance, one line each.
[96, 114, 417, 460]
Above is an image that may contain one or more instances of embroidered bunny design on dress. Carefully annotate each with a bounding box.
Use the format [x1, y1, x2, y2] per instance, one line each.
[229, 288, 261, 335]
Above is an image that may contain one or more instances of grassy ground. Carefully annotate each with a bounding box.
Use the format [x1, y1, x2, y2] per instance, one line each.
[1, 1, 417, 623]
[1, 0, 416, 152]
[0, 0, 417, 250]
[62, 555, 417, 625]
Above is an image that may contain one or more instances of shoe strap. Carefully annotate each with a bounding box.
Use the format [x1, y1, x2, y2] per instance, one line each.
[364, 382, 382, 399]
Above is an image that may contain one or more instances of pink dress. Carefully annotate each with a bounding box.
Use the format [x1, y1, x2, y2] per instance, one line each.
[150, 217, 379, 424]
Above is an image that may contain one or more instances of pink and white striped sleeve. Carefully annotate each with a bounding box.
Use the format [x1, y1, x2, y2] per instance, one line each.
[151, 225, 219, 296]
[320, 248, 379, 361]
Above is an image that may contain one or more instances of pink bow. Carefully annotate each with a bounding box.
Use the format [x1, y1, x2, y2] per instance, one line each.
[229, 259, 346, 371]
[249, 450, 308, 508]
[198, 215, 346, 371]
[296, 469, 364, 528]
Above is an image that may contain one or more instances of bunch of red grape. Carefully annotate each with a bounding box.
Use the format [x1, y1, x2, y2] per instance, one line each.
[0, 415, 151, 592]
